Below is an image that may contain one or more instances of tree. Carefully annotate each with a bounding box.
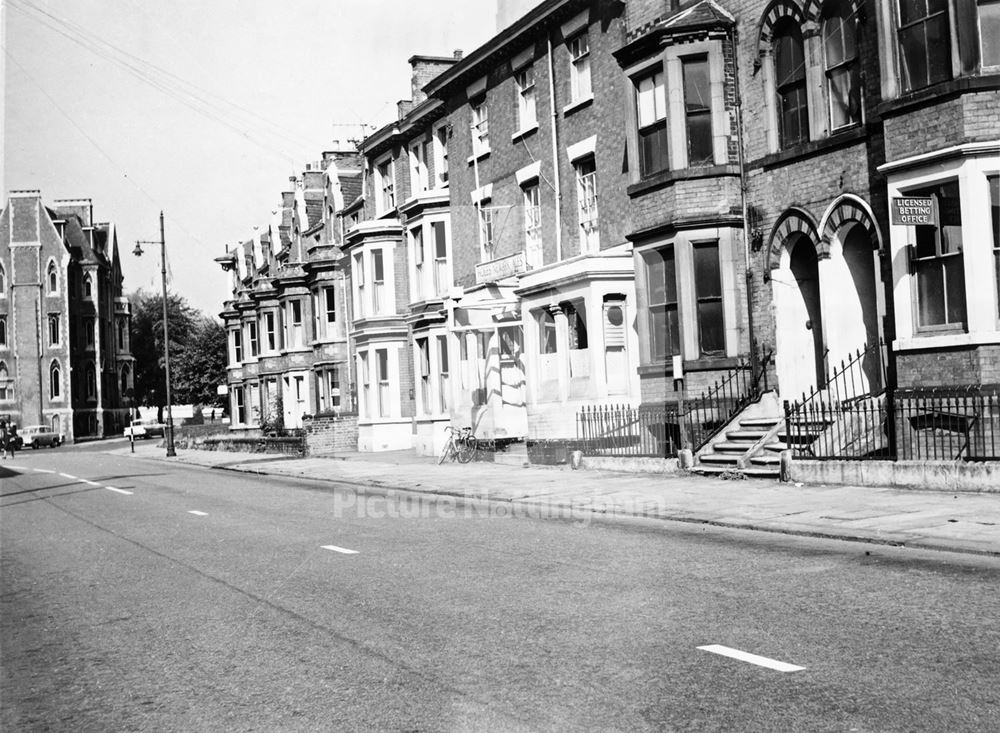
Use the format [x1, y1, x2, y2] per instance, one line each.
[129, 289, 196, 417]
[173, 317, 227, 407]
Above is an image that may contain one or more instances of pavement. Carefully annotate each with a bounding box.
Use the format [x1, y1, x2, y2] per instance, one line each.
[108, 443, 1000, 558]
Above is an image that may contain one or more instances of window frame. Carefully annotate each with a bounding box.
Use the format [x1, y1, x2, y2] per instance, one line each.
[896, 0, 953, 93]
[50, 361, 62, 400]
[633, 65, 669, 177]
[822, 2, 863, 131]
[515, 65, 537, 131]
[48, 314, 60, 346]
[774, 18, 810, 149]
[575, 156, 599, 254]
[376, 157, 395, 214]
[568, 32, 592, 103]
[692, 240, 725, 356]
[645, 245, 681, 362]
[471, 98, 490, 157]
[906, 179, 967, 332]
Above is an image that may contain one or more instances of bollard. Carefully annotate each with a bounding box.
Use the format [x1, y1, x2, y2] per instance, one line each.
[779, 450, 793, 482]
[130, 432, 134, 454]
[678, 448, 694, 469]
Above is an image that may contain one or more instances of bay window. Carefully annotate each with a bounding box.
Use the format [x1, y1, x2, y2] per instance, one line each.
[646, 246, 680, 361]
[681, 56, 713, 166]
[693, 241, 724, 355]
[909, 180, 966, 330]
[376, 348, 390, 417]
[372, 250, 385, 314]
[634, 67, 668, 176]
[411, 225, 425, 301]
[432, 221, 449, 296]
[982, 0, 1000, 67]
[376, 158, 395, 213]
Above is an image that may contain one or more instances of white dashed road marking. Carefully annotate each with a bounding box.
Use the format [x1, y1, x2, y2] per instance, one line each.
[188, 510, 208, 516]
[697, 645, 805, 673]
[7, 465, 28, 471]
[105, 487, 133, 495]
[59, 473, 78, 480]
[321, 545, 359, 555]
[32, 468, 56, 474]
[82, 480, 102, 487]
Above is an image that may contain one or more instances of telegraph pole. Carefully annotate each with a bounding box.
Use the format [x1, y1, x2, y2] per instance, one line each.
[134, 211, 176, 456]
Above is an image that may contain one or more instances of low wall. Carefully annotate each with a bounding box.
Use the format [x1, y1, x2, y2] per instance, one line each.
[198, 435, 305, 455]
[579, 455, 680, 474]
[789, 459, 1000, 493]
[303, 413, 358, 456]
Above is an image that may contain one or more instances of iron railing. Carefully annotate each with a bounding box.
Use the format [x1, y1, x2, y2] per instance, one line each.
[895, 387, 1000, 462]
[784, 341, 889, 460]
[576, 403, 681, 458]
[576, 344, 772, 458]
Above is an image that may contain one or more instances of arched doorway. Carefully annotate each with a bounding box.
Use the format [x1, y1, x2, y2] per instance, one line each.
[773, 233, 826, 400]
[818, 197, 885, 397]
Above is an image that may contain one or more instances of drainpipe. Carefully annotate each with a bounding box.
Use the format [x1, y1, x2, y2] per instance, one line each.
[733, 27, 760, 384]
[547, 32, 562, 262]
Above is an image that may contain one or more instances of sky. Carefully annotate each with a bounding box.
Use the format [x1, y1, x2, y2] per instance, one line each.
[2, 0, 496, 317]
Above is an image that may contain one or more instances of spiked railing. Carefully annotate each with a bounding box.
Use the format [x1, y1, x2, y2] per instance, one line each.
[783, 340, 889, 459]
[576, 343, 773, 457]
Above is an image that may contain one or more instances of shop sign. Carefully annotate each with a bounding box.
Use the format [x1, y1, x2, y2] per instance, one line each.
[891, 197, 935, 226]
[475, 251, 526, 284]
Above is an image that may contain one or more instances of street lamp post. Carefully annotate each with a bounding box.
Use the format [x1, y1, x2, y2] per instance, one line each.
[134, 211, 177, 457]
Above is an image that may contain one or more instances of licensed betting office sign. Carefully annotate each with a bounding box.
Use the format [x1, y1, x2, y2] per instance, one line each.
[891, 197, 936, 226]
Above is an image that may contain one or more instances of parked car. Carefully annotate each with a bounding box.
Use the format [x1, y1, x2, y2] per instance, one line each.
[123, 419, 166, 439]
[20, 425, 62, 448]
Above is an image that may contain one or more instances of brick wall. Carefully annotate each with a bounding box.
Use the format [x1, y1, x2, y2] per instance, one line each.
[883, 92, 1000, 162]
[304, 413, 359, 454]
[897, 346, 1000, 389]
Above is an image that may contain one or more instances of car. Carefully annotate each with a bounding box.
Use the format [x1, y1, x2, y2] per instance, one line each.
[20, 425, 62, 449]
[124, 419, 166, 440]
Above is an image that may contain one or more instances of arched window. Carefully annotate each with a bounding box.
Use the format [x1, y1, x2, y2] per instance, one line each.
[0, 362, 9, 401]
[83, 274, 93, 298]
[120, 364, 130, 394]
[51, 414, 60, 433]
[774, 18, 808, 148]
[50, 361, 62, 399]
[822, 1, 861, 129]
[0, 316, 6, 347]
[47, 261, 59, 293]
[0, 263, 6, 294]
[86, 362, 97, 399]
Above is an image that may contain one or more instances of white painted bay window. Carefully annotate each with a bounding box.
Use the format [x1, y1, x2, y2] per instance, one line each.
[376, 348, 390, 417]
[411, 225, 425, 302]
[908, 180, 966, 330]
[634, 66, 667, 176]
[432, 221, 449, 297]
[376, 158, 395, 214]
[471, 99, 490, 157]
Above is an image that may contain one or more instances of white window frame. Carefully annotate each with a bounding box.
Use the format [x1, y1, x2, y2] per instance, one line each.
[410, 139, 429, 194]
[575, 156, 599, 254]
[568, 33, 592, 104]
[471, 99, 490, 157]
[376, 157, 395, 215]
[515, 65, 537, 131]
[522, 182, 542, 268]
[433, 125, 449, 187]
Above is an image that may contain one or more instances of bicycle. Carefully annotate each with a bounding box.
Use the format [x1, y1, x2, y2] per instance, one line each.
[438, 425, 478, 464]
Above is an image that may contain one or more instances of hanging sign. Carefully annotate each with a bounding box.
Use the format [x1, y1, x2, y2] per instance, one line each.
[891, 197, 936, 226]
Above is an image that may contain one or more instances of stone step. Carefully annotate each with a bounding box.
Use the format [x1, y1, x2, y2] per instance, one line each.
[764, 441, 790, 452]
[742, 466, 780, 479]
[712, 441, 754, 453]
[726, 429, 768, 441]
[750, 452, 782, 465]
[698, 452, 741, 465]
[739, 417, 784, 429]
